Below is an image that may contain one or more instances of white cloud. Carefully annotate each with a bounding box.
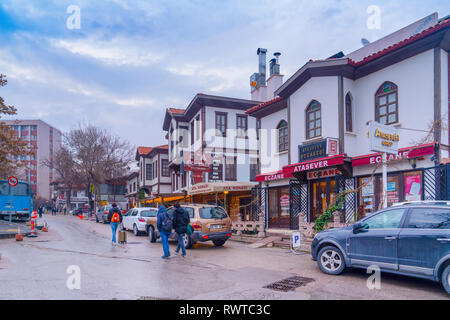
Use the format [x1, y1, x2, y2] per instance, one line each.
[51, 37, 165, 67]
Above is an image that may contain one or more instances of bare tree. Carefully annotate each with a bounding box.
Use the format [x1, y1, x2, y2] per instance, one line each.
[0, 74, 33, 178]
[42, 146, 83, 211]
[65, 124, 133, 210]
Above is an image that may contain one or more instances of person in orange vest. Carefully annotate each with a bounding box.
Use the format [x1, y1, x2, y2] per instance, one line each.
[107, 203, 123, 246]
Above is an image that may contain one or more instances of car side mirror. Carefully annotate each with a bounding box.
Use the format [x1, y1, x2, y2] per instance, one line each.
[353, 222, 369, 234]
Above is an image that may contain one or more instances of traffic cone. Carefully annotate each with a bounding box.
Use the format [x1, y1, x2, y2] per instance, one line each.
[15, 226, 23, 241]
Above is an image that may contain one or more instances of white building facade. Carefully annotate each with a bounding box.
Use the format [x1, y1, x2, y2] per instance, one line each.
[163, 94, 261, 220]
[135, 145, 172, 206]
[247, 15, 450, 229]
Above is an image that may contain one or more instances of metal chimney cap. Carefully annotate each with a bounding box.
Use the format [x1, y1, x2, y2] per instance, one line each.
[273, 52, 281, 57]
[257, 48, 267, 55]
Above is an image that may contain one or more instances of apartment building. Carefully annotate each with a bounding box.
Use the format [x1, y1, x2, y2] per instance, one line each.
[3, 119, 62, 200]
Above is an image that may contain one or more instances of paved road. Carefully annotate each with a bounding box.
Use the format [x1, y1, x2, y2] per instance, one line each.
[0, 215, 448, 300]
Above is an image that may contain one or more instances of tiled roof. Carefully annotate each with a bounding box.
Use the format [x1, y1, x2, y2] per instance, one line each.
[137, 146, 153, 155]
[349, 18, 450, 67]
[246, 96, 283, 115]
[168, 108, 185, 115]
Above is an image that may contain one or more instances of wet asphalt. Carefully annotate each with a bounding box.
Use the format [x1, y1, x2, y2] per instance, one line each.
[0, 215, 448, 300]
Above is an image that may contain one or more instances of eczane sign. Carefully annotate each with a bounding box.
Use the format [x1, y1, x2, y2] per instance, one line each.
[368, 121, 399, 155]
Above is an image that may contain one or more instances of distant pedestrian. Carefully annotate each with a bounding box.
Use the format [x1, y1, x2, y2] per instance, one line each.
[157, 205, 173, 259]
[107, 203, 123, 246]
[63, 206, 67, 215]
[173, 203, 190, 257]
[38, 205, 43, 218]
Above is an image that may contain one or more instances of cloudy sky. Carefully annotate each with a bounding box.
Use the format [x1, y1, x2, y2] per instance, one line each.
[0, 0, 449, 149]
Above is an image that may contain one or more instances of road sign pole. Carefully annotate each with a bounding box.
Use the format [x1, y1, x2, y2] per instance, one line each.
[382, 152, 388, 209]
[9, 187, 13, 223]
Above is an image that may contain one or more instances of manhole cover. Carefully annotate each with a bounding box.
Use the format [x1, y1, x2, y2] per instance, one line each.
[263, 276, 315, 292]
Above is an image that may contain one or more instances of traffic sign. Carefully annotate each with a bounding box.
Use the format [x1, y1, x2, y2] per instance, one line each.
[8, 176, 18, 187]
[291, 231, 301, 249]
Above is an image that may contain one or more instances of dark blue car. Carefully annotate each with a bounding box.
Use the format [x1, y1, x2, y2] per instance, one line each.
[311, 202, 450, 294]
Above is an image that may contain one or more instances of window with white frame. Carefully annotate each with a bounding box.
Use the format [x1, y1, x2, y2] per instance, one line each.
[306, 100, 321, 139]
[375, 82, 398, 125]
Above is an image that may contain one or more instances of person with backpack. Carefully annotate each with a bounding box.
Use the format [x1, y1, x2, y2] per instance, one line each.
[157, 205, 172, 259]
[107, 203, 123, 246]
[173, 203, 190, 257]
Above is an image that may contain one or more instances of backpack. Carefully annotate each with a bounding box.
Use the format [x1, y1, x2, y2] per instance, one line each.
[162, 211, 173, 232]
[111, 209, 120, 223]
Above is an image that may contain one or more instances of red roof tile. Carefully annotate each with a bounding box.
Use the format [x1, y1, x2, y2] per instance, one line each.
[246, 96, 283, 115]
[168, 108, 185, 115]
[137, 146, 153, 155]
[349, 18, 450, 67]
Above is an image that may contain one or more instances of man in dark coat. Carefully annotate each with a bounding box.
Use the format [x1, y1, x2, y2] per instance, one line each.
[173, 203, 190, 257]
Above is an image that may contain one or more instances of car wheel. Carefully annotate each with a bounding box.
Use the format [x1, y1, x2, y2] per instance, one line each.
[213, 240, 226, 247]
[317, 246, 346, 275]
[183, 234, 193, 249]
[133, 224, 140, 236]
[441, 264, 450, 295]
[148, 226, 156, 243]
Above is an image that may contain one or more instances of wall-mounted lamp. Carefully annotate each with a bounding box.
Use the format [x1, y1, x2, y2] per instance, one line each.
[408, 157, 417, 169]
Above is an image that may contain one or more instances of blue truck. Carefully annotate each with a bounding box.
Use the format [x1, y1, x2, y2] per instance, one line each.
[0, 179, 33, 222]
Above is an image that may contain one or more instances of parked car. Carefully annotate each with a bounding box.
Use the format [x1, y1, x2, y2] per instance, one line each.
[121, 207, 158, 236]
[311, 201, 450, 295]
[95, 205, 122, 224]
[146, 203, 232, 249]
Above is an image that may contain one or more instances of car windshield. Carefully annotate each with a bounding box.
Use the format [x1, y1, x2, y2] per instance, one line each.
[199, 207, 227, 219]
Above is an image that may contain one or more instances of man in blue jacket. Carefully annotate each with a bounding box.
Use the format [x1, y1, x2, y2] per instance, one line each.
[157, 205, 172, 259]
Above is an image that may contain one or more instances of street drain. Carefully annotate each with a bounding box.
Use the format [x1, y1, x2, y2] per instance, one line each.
[263, 276, 315, 292]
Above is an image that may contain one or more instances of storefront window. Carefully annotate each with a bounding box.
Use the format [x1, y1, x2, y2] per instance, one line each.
[359, 177, 375, 218]
[358, 170, 424, 219]
[268, 187, 290, 228]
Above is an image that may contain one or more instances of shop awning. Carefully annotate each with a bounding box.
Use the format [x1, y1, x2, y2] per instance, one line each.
[188, 182, 257, 195]
[352, 143, 436, 167]
[282, 154, 345, 174]
[255, 170, 293, 182]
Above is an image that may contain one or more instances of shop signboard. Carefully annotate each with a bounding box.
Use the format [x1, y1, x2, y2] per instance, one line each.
[209, 162, 223, 181]
[255, 171, 293, 182]
[368, 121, 399, 155]
[298, 138, 339, 163]
[298, 140, 327, 162]
[284, 155, 344, 174]
[307, 168, 341, 180]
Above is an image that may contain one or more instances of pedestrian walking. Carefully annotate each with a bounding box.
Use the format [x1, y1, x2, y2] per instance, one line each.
[107, 203, 123, 246]
[157, 205, 173, 259]
[63, 206, 67, 215]
[38, 205, 43, 218]
[173, 203, 190, 257]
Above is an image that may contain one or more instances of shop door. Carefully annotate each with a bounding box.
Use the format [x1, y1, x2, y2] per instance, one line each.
[268, 187, 290, 228]
[311, 179, 336, 222]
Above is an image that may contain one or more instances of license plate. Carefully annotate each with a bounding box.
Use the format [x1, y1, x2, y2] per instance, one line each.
[210, 225, 222, 230]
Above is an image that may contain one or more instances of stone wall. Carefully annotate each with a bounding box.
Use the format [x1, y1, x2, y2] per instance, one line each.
[297, 211, 350, 241]
[232, 216, 265, 238]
